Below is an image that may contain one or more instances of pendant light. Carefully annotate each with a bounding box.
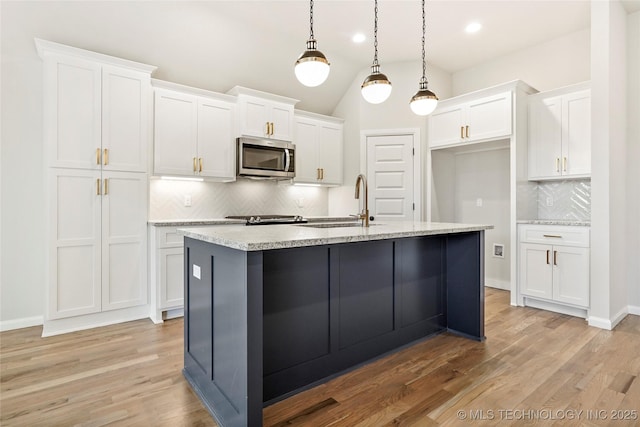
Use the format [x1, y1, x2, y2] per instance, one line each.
[295, 0, 330, 87]
[410, 0, 438, 115]
[361, 0, 392, 104]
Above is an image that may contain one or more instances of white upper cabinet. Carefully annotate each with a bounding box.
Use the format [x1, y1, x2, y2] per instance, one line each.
[153, 82, 236, 180]
[528, 83, 591, 180]
[228, 86, 298, 141]
[38, 40, 155, 172]
[429, 92, 512, 149]
[293, 112, 344, 186]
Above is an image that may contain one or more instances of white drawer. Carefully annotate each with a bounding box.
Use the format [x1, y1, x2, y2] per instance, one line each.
[156, 227, 184, 248]
[518, 224, 590, 247]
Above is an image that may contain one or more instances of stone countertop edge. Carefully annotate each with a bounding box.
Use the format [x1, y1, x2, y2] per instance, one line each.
[517, 219, 591, 227]
[148, 219, 246, 226]
[178, 222, 494, 252]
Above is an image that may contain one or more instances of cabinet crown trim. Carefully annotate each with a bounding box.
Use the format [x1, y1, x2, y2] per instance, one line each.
[227, 85, 299, 105]
[437, 79, 537, 109]
[294, 109, 344, 123]
[34, 38, 157, 74]
[152, 79, 236, 102]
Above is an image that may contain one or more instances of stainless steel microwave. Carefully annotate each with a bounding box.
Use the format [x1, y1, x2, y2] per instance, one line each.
[237, 137, 295, 179]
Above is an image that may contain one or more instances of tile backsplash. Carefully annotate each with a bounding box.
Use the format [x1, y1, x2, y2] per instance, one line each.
[150, 178, 328, 220]
[536, 179, 591, 221]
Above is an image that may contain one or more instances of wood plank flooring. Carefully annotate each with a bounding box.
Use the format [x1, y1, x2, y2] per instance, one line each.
[2, 289, 639, 426]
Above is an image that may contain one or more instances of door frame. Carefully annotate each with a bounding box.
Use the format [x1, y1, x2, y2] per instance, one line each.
[359, 128, 422, 221]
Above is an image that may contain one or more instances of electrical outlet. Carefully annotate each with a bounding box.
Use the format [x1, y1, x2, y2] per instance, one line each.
[476, 198, 483, 207]
[296, 198, 305, 208]
[184, 195, 192, 207]
[546, 197, 553, 207]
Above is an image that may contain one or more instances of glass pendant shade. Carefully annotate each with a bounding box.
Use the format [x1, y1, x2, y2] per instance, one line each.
[361, 64, 392, 104]
[295, 39, 330, 87]
[410, 81, 438, 115]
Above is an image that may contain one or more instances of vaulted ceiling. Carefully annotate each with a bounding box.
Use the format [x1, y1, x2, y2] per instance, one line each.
[2, 1, 639, 114]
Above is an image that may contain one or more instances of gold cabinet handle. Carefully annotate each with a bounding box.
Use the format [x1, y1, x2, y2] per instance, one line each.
[316, 168, 320, 180]
[460, 126, 464, 139]
[103, 148, 109, 165]
[543, 234, 562, 238]
[96, 148, 101, 165]
[546, 250, 550, 265]
[465, 125, 470, 138]
[553, 250, 558, 266]
[266, 122, 270, 136]
[96, 178, 101, 195]
[193, 157, 197, 173]
[563, 157, 567, 172]
[199, 158, 203, 173]
[270, 122, 275, 136]
[556, 158, 560, 172]
[321, 168, 324, 180]
[103, 178, 108, 195]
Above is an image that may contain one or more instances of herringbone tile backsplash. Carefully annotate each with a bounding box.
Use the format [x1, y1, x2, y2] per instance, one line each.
[150, 179, 328, 220]
[536, 179, 591, 220]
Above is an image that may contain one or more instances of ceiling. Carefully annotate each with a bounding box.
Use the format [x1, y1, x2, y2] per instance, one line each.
[3, 0, 640, 114]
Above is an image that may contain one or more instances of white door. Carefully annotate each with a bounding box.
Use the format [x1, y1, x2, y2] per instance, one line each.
[519, 242, 553, 300]
[49, 169, 102, 319]
[466, 92, 512, 142]
[197, 97, 235, 179]
[318, 123, 343, 185]
[552, 246, 589, 307]
[528, 96, 562, 179]
[101, 171, 148, 311]
[365, 133, 416, 222]
[293, 117, 320, 183]
[562, 90, 591, 177]
[428, 106, 464, 148]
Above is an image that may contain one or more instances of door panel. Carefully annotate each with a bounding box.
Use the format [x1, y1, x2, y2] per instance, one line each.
[562, 91, 591, 177]
[197, 98, 235, 179]
[366, 134, 414, 221]
[553, 246, 589, 307]
[519, 243, 553, 299]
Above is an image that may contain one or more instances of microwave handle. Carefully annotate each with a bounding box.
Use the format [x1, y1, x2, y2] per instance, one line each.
[284, 148, 291, 172]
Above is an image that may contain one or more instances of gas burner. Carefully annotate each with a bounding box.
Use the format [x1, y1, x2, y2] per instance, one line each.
[226, 215, 307, 225]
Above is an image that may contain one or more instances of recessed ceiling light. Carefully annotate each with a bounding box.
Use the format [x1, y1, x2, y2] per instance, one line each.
[465, 22, 482, 34]
[352, 33, 366, 43]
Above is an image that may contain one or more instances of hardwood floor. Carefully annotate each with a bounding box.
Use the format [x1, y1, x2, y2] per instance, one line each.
[1, 288, 639, 426]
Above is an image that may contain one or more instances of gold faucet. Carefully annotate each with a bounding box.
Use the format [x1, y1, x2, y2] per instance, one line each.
[354, 173, 370, 227]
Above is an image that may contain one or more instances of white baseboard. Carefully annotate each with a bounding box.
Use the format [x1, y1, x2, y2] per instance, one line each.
[524, 297, 588, 319]
[485, 279, 510, 291]
[588, 306, 629, 330]
[0, 316, 44, 332]
[42, 305, 150, 337]
[164, 308, 184, 320]
[628, 305, 640, 316]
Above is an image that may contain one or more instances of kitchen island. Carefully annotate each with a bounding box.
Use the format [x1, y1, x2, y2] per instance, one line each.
[180, 221, 492, 427]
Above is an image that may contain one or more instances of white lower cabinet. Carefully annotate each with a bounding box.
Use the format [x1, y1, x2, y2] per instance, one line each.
[149, 226, 185, 322]
[48, 169, 148, 320]
[518, 224, 590, 313]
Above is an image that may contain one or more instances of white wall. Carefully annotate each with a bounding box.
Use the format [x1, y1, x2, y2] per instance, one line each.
[589, 0, 629, 328]
[627, 11, 640, 312]
[451, 29, 590, 96]
[328, 60, 452, 217]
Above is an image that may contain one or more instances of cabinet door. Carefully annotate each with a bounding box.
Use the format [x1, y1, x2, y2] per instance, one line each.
[48, 169, 102, 319]
[44, 56, 101, 169]
[528, 96, 562, 179]
[293, 118, 320, 184]
[428, 105, 465, 148]
[159, 247, 184, 309]
[519, 243, 553, 300]
[197, 97, 236, 179]
[238, 96, 270, 138]
[102, 66, 150, 173]
[562, 90, 591, 177]
[153, 89, 198, 176]
[466, 92, 512, 142]
[552, 246, 589, 307]
[101, 171, 148, 311]
[270, 103, 294, 141]
[318, 123, 343, 185]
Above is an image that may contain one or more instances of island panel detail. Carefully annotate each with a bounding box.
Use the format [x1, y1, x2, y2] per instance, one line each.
[183, 230, 485, 427]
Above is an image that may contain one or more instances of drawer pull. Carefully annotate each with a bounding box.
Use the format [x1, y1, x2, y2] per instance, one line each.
[546, 250, 550, 265]
[543, 234, 562, 238]
[553, 250, 558, 266]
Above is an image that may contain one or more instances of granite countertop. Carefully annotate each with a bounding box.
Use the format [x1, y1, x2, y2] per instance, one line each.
[179, 221, 494, 252]
[148, 219, 246, 227]
[517, 219, 591, 227]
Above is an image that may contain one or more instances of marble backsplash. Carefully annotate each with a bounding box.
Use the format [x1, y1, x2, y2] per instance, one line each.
[150, 178, 328, 220]
[519, 179, 591, 221]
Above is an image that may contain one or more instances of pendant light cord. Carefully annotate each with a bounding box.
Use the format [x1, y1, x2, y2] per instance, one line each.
[373, 0, 379, 66]
[309, 0, 315, 39]
[421, 0, 428, 86]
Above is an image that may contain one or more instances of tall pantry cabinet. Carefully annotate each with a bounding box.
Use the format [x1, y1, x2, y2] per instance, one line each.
[37, 39, 157, 335]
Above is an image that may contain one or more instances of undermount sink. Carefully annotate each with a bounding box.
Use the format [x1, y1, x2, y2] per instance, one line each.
[300, 222, 378, 228]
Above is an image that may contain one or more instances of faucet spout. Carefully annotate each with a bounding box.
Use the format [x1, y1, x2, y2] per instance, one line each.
[354, 174, 370, 227]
